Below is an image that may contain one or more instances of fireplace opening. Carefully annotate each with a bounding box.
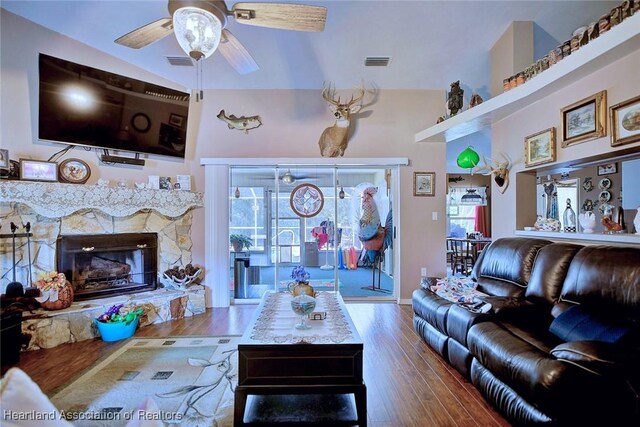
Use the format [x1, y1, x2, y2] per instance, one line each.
[57, 233, 158, 300]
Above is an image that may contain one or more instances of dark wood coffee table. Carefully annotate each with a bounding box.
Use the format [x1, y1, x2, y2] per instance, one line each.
[234, 291, 366, 426]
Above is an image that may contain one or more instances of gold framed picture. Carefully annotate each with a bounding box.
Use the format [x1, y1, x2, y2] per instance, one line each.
[414, 172, 435, 197]
[561, 90, 607, 147]
[610, 94, 640, 147]
[525, 127, 556, 167]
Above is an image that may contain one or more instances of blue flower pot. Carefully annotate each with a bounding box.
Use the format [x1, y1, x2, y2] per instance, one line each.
[95, 318, 139, 342]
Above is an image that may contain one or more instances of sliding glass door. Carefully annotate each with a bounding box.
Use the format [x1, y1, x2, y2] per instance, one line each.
[230, 165, 396, 301]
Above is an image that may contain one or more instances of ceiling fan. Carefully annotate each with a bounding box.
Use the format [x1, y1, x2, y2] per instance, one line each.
[254, 169, 313, 184]
[114, 1, 327, 75]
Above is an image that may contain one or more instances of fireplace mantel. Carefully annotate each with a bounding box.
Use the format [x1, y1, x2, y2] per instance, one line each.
[0, 181, 203, 218]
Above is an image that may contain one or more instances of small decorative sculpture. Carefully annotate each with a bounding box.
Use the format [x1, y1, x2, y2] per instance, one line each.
[217, 110, 262, 134]
[469, 93, 483, 108]
[578, 211, 596, 233]
[601, 205, 623, 233]
[447, 81, 464, 116]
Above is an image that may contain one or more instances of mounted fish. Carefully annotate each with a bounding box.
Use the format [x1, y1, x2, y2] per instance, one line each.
[217, 110, 262, 134]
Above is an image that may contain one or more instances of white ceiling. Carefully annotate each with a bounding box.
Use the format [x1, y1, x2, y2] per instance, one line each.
[1, 0, 618, 92]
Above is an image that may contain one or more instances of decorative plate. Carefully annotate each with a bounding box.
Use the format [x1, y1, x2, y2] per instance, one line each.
[598, 202, 613, 216]
[290, 183, 324, 218]
[598, 177, 611, 190]
[58, 158, 91, 184]
[582, 177, 593, 192]
[598, 190, 611, 203]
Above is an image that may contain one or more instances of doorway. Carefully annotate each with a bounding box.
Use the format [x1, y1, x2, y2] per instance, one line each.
[229, 165, 397, 301]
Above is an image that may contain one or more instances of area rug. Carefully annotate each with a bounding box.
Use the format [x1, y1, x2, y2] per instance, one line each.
[50, 336, 240, 427]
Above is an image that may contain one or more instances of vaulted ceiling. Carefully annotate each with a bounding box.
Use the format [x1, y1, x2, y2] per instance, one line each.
[1, 1, 618, 92]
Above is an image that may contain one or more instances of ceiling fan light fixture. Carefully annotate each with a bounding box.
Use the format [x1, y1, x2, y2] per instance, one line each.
[281, 171, 296, 185]
[173, 7, 222, 61]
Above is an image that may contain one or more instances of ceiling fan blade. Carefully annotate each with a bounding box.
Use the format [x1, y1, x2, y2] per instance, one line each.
[218, 29, 259, 74]
[114, 17, 174, 49]
[231, 3, 327, 32]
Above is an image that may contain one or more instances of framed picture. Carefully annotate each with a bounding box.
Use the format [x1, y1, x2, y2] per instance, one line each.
[414, 172, 435, 197]
[169, 113, 185, 128]
[58, 158, 91, 184]
[0, 149, 8, 169]
[561, 90, 607, 147]
[610, 95, 640, 147]
[19, 159, 58, 182]
[597, 163, 617, 176]
[159, 176, 172, 190]
[524, 127, 556, 167]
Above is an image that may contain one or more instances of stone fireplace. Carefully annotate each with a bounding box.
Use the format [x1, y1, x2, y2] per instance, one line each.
[0, 181, 203, 296]
[57, 232, 158, 300]
[0, 181, 206, 351]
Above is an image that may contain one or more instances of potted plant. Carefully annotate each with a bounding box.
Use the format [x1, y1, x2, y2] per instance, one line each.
[230, 234, 253, 252]
[95, 304, 144, 342]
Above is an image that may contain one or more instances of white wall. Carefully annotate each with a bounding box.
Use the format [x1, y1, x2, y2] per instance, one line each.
[1, 10, 448, 302]
[491, 49, 640, 238]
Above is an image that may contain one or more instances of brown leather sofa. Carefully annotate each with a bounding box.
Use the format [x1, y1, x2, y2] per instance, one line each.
[412, 237, 640, 426]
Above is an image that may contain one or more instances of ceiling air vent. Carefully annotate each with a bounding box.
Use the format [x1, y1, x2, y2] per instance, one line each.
[166, 56, 194, 66]
[364, 56, 391, 67]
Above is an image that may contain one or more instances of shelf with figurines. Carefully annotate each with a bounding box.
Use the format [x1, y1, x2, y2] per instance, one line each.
[415, 7, 640, 143]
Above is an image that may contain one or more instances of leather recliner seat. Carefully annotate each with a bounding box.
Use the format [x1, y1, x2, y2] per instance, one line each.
[412, 238, 640, 426]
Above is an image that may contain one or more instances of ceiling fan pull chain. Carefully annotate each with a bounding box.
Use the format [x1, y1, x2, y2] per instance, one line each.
[200, 60, 204, 100]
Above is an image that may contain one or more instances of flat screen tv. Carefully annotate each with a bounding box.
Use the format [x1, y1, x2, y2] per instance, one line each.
[39, 53, 190, 159]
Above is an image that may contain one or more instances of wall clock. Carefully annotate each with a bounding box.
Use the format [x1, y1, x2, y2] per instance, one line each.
[290, 183, 324, 218]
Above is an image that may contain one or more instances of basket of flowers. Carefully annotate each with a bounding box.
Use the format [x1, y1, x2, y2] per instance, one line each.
[95, 304, 144, 342]
[34, 271, 74, 310]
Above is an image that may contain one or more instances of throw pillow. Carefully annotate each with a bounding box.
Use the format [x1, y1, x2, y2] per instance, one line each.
[0, 368, 73, 427]
[0, 368, 164, 427]
[549, 305, 631, 343]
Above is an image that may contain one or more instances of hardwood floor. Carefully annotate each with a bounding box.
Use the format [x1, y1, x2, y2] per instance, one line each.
[9, 303, 509, 427]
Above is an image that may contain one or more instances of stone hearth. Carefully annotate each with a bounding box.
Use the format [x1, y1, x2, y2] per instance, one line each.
[22, 286, 206, 351]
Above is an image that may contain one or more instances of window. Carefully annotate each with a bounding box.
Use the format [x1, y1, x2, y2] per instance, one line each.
[230, 187, 266, 251]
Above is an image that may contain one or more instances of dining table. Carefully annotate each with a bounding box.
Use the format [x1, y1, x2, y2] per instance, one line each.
[446, 236, 493, 275]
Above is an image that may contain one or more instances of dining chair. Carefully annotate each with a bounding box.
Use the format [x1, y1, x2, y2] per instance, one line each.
[451, 239, 474, 276]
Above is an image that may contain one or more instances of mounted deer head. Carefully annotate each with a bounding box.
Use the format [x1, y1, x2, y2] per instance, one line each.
[318, 83, 365, 157]
[475, 152, 512, 194]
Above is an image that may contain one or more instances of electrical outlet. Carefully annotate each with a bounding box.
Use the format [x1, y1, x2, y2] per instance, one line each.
[421, 267, 427, 277]
[432, 211, 438, 221]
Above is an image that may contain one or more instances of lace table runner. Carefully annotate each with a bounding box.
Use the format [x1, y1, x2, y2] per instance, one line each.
[250, 292, 354, 344]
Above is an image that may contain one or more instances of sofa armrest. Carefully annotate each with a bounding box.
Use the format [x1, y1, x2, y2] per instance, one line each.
[479, 296, 540, 318]
[550, 341, 637, 378]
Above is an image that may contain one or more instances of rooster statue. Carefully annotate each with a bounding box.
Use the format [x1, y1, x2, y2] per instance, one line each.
[357, 187, 393, 263]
